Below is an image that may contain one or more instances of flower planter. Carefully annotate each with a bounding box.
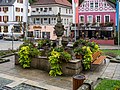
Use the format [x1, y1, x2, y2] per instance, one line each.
[75, 54, 83, 59]
[15, 54, 83, 76]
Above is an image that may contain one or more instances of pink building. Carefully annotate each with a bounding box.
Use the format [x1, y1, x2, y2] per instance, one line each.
[79, 0, 116, 24]
[72, 0, 116, 45]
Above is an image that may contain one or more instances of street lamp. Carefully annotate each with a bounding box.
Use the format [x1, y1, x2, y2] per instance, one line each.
[44, 26, 47, 39]
[116, 0, 120, 59]
[11, 27, 14, 50]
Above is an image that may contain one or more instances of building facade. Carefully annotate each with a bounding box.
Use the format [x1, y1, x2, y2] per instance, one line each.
[0, 0, 31, 36]
[71, 0, 116, 44]
[28, 0, 72, 40]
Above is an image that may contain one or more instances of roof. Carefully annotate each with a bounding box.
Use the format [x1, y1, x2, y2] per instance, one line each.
[0, 0, 15, 6]
[79, 0, 116, 7]
[31, 0, 72, 7]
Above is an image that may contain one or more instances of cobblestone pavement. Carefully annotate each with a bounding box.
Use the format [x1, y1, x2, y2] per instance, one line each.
[0, 56, 120, 90]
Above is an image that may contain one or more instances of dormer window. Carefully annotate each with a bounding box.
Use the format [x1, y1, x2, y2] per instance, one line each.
[49, 8, 52, 11]
[90, 3, 93, 8]
[95, 3, 98, 7]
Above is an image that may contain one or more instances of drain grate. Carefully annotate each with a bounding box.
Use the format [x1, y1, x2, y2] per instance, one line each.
[13, 83, 47, 90]
[0, 77, 13, 88]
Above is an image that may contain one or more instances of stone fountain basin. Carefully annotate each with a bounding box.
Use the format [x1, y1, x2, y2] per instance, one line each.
[15, 54, 83, 76]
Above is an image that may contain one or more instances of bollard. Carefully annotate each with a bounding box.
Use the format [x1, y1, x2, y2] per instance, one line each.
[73, 75, 85, 90]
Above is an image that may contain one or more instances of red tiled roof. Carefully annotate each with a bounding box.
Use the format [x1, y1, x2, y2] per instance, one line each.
[32, 0, 71, 7]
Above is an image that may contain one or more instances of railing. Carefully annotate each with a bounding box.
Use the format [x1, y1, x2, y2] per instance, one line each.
[31, 11, 55, 15]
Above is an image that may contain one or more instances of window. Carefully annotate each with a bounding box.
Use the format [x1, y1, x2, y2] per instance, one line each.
[59, 8, 61, 13]
[49, 8, 52, 11]
[41, 18, 43, 24]
[28, 9, 30, 13]
[21, 16, 23, 21]
[67, 19, 69, 24]
[54, 18, 56, 24]
[44, 8, 47, 12]
[40, 8, 43, 11]
[36, 8, 39, 11]
[36, 18, 40, 24]
[3, 7, 8, 12]
[64, 19, 66, 24]
[3, 16, 8, 22]
[14, 26, 21, 33]
[44, 18, 48, 24]
[96, 16, 101, 23]
[49, 18, 50, 24]
[3, 26, 8, 33]
[82, 4, 84, 7]
[0, 26, 1, 32]
[80, 16, 84, 23]
[16, 7, 20, 12]
[0, 16, 2, 22]
[69, 9, 71, 14]
[90, 3, 93, 8]
[104, 3, 107, 7]
[16, 16, 20, 22]
[105, 15, 110, 22]
[21, 8, 23, 12]
[66, 9, 68, 13]
[95, 3, 98, 7]
[17, 0, 23, 3]
[87, 15, 93, 23]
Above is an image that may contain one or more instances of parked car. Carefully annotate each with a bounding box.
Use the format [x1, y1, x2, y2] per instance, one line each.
[3, 35, 19, 41]
[0, 34, 3, 39]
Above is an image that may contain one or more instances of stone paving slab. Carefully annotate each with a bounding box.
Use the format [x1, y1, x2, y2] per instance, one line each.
[0, 55, 120, 90]
[0, 73, 67, 90]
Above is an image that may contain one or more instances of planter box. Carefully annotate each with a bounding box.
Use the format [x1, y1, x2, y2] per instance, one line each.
[90, 39, 114, 45]
[15, 54, 83, 76]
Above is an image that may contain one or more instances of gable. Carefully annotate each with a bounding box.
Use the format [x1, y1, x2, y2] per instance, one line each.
[79, 0, 116, 12]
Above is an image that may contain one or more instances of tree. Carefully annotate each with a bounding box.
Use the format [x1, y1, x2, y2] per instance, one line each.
[29, 0, 36, 4]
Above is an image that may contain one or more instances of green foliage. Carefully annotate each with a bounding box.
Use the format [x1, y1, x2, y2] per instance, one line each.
[73, 39, 100, 70]
[82, 46, 93, 70]
[29, 0, 36, 4]
[49, 50, 62, 76]
[37, 39, 50, 49]
[18, 42, 40, 68]
[48, 47, 72, 76]
[95, 79, 120, 90]
[18, 46, 31, 68]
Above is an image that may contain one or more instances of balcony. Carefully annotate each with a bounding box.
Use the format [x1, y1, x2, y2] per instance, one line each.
[31, 11, 55, 16]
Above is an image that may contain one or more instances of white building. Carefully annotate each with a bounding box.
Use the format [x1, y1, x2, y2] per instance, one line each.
[0, 0, 31, 36]
[29, 0, 72, 40]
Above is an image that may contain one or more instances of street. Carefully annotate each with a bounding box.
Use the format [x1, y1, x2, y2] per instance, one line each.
[0, 40, 23, 50]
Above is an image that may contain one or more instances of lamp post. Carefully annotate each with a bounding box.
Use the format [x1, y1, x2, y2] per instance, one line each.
[116, 0, 120, 59]
[44, 26, 47, 39]
[11, 27, 14, 50]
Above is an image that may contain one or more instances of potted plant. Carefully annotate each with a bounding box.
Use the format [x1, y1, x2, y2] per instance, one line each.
[79, 23, 84, 26]
[18, 42, 40, 68]
[86, 23, 91, 27]
[105, 22, 114, 27]
[99, 23, 104, 27]
[74, 48, 83, 59]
